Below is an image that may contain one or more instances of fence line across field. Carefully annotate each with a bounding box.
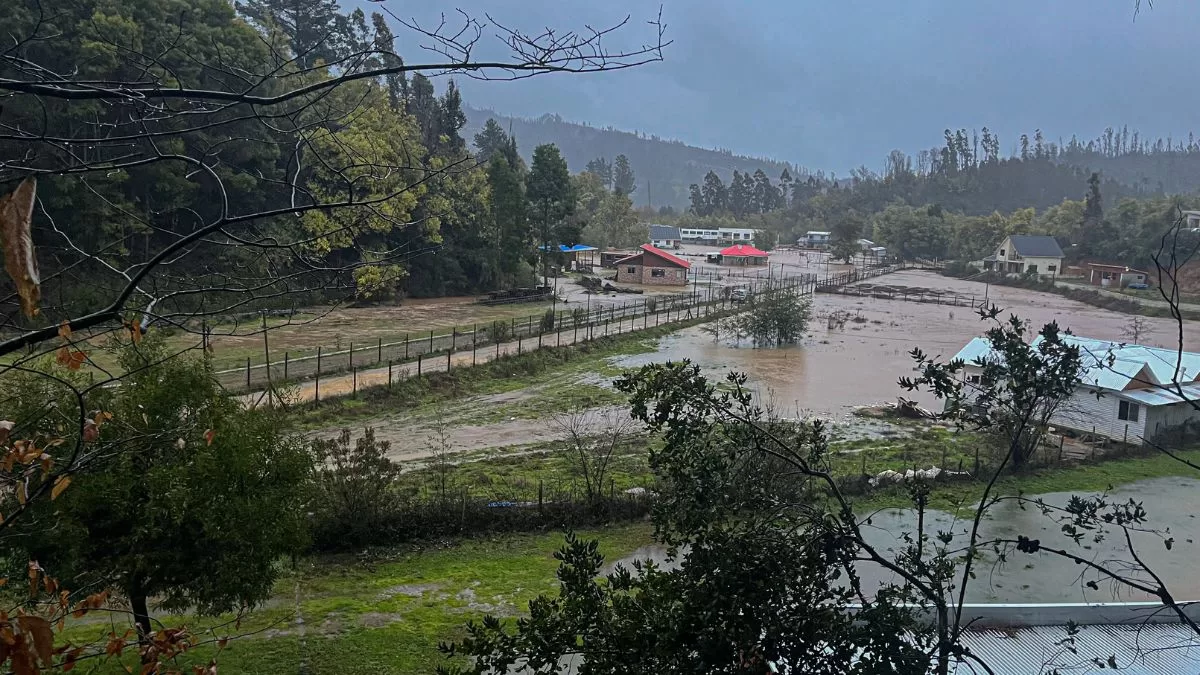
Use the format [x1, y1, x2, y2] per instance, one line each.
[221, 263, 904, 394]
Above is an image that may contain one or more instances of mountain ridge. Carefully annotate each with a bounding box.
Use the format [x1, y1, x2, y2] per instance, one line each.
[463, 105, 803, 209]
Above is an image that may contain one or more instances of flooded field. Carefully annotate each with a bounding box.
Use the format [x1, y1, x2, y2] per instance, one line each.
[617, 271, 1200, 419]
[609, 477, 1200, 603]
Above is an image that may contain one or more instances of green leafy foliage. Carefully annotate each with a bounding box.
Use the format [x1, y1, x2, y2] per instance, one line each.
[901, 308, 1084, 468]
[310, 428, 403, 546]
[441, 363, 938, 675]
[8, 335, 311, 637]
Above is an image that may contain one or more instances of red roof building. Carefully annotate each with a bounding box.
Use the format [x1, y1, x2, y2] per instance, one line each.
[614, 244, 691, 286]
[719, 244, 769, 266]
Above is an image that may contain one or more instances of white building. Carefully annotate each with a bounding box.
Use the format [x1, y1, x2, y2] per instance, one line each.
[718, 227, 755, 244]
[800, 231, 831, 249]
[648, 224, 682, 249]
[981, 235, 1064, 277]
[680, 227, 720, 243]
[954, 335, 1200, 445]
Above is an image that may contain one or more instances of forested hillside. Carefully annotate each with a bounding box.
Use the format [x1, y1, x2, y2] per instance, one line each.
[464, 106, 801, 210]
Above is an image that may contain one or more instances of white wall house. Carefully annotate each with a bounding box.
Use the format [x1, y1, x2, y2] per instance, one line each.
[981, 235, 1064, 277]
[680, 228, 720, 243]
[648, 224, 682, 249]
[801, 231, 831, 249]
[719, 227, 755, 244]
[954, 335, 1200, 445]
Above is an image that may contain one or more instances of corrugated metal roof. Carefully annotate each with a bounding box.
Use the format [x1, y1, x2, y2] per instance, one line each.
[639, 244, 691, 269]
[720, 244, 769, 257]
[1121, 382, 1200, 406]
[952, 337, 999, 366]
[648, 224, 681, 241]
[954, 623, 1200, 674]
[958, 334, 1200, 398]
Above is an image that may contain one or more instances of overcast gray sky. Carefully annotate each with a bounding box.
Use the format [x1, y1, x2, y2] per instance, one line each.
[371, 0, 1200, 173]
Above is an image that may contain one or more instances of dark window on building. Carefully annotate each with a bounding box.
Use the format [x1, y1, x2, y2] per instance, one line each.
[626, 266, 637, 274]
[967, 375, 981, 384]
[651, 268, 666, 278]
[1048, 265, 1057, 272]
[1118, 400, 1140, 422]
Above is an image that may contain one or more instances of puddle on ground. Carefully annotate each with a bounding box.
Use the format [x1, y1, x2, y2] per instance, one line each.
[605, 477, 1200, 604]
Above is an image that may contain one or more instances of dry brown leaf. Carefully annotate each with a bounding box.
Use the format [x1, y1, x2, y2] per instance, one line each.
[0, 178, 39, 318]
[0, 420, 14, 445]
[51, 475, 71, 500]
[15, 481, 26, 505]
[57, 321, 71, 340]
[16, 616, 52, 667]
[204, 429, 215, 446]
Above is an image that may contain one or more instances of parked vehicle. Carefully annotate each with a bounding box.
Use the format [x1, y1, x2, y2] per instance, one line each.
[1126, 282, 1150, 290]
[730, 287, 750, 303]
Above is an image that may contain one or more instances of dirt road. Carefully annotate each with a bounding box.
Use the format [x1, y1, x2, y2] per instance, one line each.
[242, 300, 712, 407]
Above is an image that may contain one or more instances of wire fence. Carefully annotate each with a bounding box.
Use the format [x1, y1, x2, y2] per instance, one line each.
[218, 264, 904, 394]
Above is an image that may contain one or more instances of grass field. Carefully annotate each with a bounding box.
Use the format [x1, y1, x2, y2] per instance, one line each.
[61, 524, 654, 675]
[57, 444, 1200, 674]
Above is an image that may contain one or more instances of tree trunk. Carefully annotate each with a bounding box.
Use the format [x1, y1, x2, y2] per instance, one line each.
[130, 591, 154, 662]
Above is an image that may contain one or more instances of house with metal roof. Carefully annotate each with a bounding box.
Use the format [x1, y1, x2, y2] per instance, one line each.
[1086, 262, 1149, 288]
[953, 334, 1200, 444]
[648, 224, 682, 249]
[614, 244, 690, 286]
[719, 244, 769, 267]
[982, 235, 1065, 277]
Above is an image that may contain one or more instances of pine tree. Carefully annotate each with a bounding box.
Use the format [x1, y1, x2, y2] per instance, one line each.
[407, 73, 439, 151]
[527, 144, 575, 286]
[370, 12, 407, 109]
[488, 154, 530, 287]
[701, 171, 727, 215]
[586, 157, 613, 190]
[612, 154, 636, 197]
[728, 171, 751, 217]
[236, 0, 354, 68]
[474, 119, 511, 163]
[751, 169, 777, 213]
[688, 183, 705, 216]
[437, 80, 467, 154]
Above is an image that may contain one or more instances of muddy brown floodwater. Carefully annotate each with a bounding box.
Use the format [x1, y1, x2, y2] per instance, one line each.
[616, 271, 1200, 419]
[607, 477, 1200, 603]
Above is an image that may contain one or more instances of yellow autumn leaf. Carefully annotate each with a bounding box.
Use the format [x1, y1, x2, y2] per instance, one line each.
[51, 476, 71, 500]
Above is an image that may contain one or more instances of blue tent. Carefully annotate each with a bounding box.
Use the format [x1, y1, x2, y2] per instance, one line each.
[538, 244, 598, 253]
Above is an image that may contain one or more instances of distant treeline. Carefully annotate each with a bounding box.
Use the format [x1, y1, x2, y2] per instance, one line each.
[463, 106, 806, 210]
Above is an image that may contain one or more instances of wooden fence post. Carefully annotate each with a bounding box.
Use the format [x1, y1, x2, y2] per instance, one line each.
[377, 337, 382, 362]
[315, 347, 322, 403]
[246, 357, 251, 388]
[283, 352, 289, 380]
[404, 333, 409, 360]
[418, 352, 423, 376]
